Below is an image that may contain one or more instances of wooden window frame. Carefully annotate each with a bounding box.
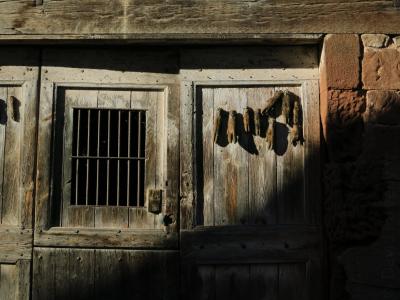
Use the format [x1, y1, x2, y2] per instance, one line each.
[34, 53, 180, 249]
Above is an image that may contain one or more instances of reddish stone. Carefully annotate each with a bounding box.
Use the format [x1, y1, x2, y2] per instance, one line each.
[320, 34, 361, 90]
[365, 90, 400, 125]
[362, 48, 400, 90]
[323, 90, 366, 162]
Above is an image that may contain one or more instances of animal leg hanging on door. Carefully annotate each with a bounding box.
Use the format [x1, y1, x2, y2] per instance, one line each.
[281, 90, 291, 125]
[254, 109, 261, 136]
[213, 108, 222, 143]
[291, 98, 301, 144]
[227, 110, 237, 144]
[262, 90, 284, 116]
[243, 107, 251, 133]
[266, 117, 275, 150]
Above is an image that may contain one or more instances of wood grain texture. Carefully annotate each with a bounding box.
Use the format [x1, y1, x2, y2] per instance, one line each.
[34, 228, 178, 249]
[0, 227, 32, 263]
[32, 248, 179, 300]
[0, 0, 399, 39]
[1, 86, 22, 225]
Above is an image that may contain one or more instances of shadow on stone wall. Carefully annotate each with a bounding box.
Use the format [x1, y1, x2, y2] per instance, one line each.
[322, 34, 400, 300]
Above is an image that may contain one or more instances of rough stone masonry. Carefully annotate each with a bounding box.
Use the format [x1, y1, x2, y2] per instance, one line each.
[320, 34, 400, 300]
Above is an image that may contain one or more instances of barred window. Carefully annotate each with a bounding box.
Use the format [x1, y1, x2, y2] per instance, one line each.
[70, 108, 146, 207]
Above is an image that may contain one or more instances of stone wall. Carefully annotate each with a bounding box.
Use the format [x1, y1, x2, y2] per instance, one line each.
[320, 34, 400, 300]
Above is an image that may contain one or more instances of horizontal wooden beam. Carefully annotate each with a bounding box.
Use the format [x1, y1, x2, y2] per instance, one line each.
[34, 228, 178, 249]
[0, 33, 323, 45]
[0, 227, 32, 263]
[0, 0, 399, 43]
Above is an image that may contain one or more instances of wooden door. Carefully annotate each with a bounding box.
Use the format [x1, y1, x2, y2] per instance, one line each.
[180, 46, 322, 300]
[32, 48, 180, 299]
[0, 48, 39, 299]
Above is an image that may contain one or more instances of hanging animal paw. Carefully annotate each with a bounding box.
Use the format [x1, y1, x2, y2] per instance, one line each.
[213, 108, 222, 143]
[227, 110, 237, 144]
[254, 108, 261, 136]
[243, 107, 251, 133]
[266, 117, 275, 150]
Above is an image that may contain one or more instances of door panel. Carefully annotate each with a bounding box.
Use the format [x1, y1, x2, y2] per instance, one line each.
[34, 48, 180, 249]
[0, 48, 39, 300]
[180, 46, 321, 300]
[32, 248, 179, 300]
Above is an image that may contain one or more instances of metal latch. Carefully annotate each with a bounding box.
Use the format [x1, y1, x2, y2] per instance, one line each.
[147, 189, 162, 214]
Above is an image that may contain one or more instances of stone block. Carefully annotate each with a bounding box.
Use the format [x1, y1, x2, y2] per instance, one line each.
[361, 34, 390, 48]
[365, 90, 400, 125]
[362, 48, 400, 90]
[320, 34, 360, 90]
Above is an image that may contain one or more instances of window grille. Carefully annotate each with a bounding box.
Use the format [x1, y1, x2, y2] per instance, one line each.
[70, 108, 146, 207]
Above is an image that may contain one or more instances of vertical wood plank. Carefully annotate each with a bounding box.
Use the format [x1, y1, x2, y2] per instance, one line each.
[0, 87, 7, 222]
[278, 263, 307, 300]
[215, 265, 250, 300]
[16, 260, 31, 300]
[20, 81, 38, 228]
[63, 89, 98, 227]
[200, 88, 214, 226]
[35, 81, 55, 230]
[2, 86, 22, 225]
[0, 264, 17, 300]
[194, 265, 216, 300]
[247, 87, 277, 225]
[97, 90, 132, 228]
[303, 80, 321, 225]
[128, 90, 158, 229]
[249, 264, 278, 300]
[276, 85, 305, 224]
[213, 87, 248, 225]
[32, 248, 56, 300]
[53, 249, 70, 300]
[69, 249, 95, 300]
[164, 84, 180, 232]
[180, 81, 194, 229]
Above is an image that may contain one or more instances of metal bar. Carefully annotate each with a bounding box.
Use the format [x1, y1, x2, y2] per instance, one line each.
[137, 111, 142, 207]
[85, 109, 91, 205]
[117, 110, 121, 206]
[71, 155, 145, 160]
[106, 110, 110, 206]
[75, 109, 81, 205]
[96, 110, 100, 205]
[127, 111, 131, 206]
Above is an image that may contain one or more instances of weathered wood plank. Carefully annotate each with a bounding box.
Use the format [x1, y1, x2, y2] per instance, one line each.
[128, 90, 157, 229]
[32, 248, 55, 300]
[247, 87, 277, 225]
[1, 86, 22, 225]
[215, 264, 250, 300]
[34, 228, 178, 248]
[278, 263, 307, 300]
[62, 89, 98, 227]
[180, 81, 194, 229]
[20, 80, 38, 228]
[213, 87, 248, 225]
[16, 259, 30, 300]
[0, 1, 399, 37]
[33, 248, 179, 300]
[193, 265, 216, 300]
[0, 263, 17, 300]
[0, 227, 32, 263]
[0, 87, 6, 223]
[200, 88, 215, 226]
[276, 85, 305, 224]
[303, 80, 321, 225]
[69, 249, 95, 300]
[249, 264, 278, 300]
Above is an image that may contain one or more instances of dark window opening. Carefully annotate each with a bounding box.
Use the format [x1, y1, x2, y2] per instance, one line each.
[70, 108, 146, 207]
